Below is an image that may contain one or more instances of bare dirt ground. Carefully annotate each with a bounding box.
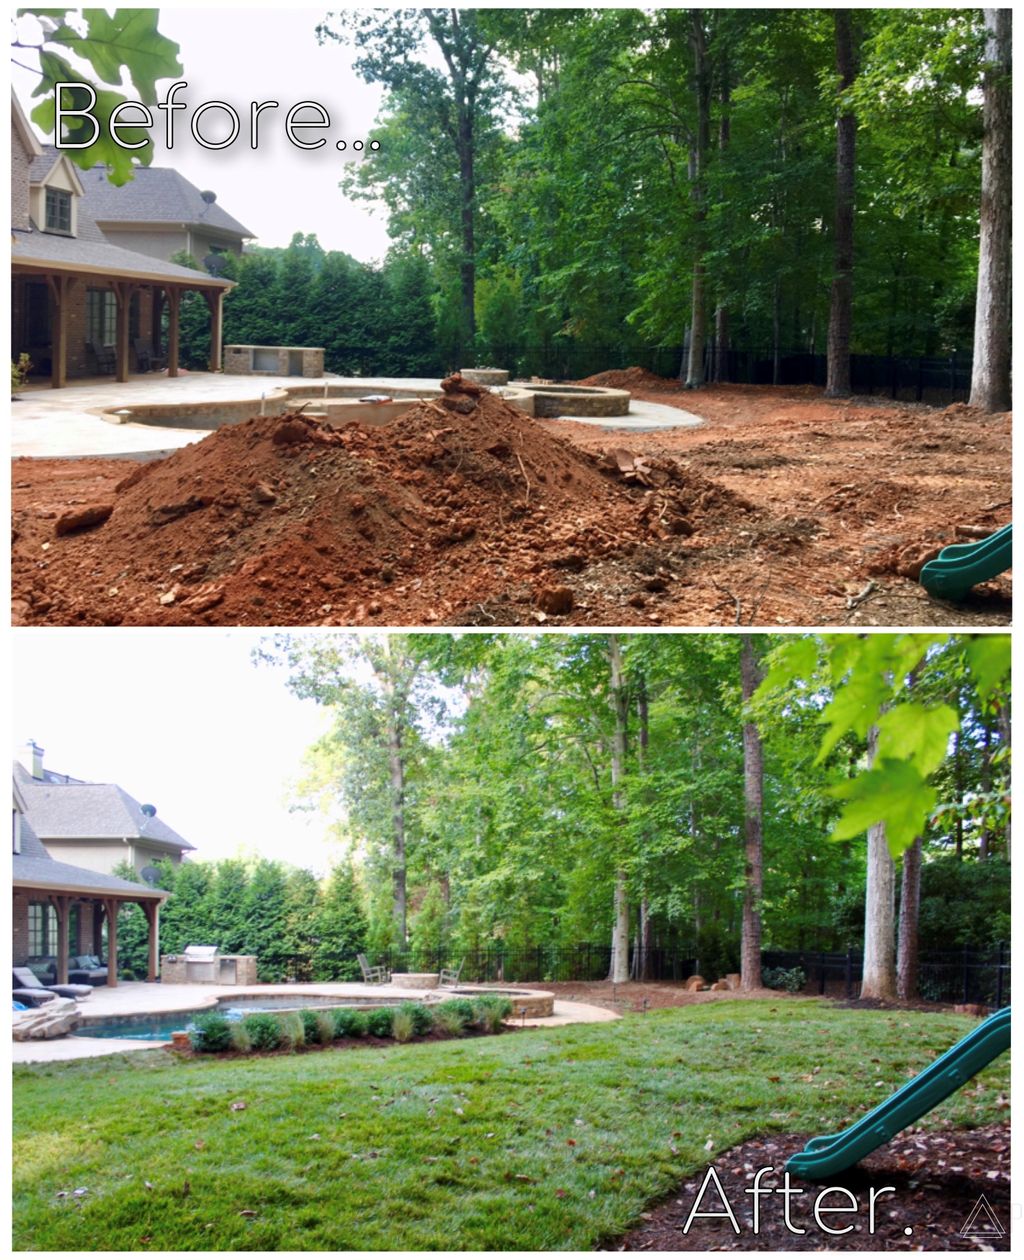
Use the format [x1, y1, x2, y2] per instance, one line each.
[602, 1124, 1011, 1251]
[542, 980, 798, 1014]
[11, 373, 1010, 627]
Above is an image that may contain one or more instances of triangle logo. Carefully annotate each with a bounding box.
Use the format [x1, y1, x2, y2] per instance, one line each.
[959, 1194, 1005, 1238]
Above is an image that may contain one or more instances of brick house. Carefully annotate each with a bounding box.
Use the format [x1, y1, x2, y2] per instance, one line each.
[10, 92, 246, 387]
[12, 742, 194, 985]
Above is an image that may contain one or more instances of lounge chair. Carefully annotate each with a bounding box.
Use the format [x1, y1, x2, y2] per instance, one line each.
[13, 966, 92, 1001]
[357, 953, 390, 984]
[13, 987, 56, 1007]
[438, 960, 465, 988]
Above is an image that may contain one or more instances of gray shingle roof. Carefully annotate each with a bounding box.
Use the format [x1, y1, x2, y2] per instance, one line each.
[11, 226, 233, 286]
[31, 145, 253, 239]
[13, 761, 195, 852]
[14, 811, 169, 899]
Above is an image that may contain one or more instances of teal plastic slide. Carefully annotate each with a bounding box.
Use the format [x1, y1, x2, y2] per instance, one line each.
[919, 523, 1012, 601]
[786, 1007, 1010, 1180]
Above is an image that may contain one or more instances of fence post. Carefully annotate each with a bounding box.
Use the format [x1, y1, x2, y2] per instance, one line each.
[845, 950, 854, 1000]
[818, 952, 826, 996]
[916, 357, 924, 403]
[962, 944, 971, 1004]
[950, 351, 957, 404]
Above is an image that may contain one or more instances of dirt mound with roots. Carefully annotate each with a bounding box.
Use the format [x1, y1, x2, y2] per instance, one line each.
[12, 374, 753, 626]
[578, 366, 681, 391]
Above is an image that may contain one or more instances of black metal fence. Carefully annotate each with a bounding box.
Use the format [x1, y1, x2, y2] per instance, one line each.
[502, 343, 974, 405]
[762, 945, 1010, 1008]
[358, 942, 1007, 1006]
[372, 944, 697, 985]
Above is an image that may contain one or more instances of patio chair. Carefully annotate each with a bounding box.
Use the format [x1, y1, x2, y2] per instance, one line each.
[357, 953, 390, 985]
[87, 340, 116, 374]
[133, 338, 165, 372]
[13, 966, 92, 1001]
[438, 960, 465, 988]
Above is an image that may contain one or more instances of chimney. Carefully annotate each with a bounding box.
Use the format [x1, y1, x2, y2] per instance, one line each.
[18, 740, 44, 779]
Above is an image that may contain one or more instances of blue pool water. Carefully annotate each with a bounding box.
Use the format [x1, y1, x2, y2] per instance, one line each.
[73, 994, 384, 1041]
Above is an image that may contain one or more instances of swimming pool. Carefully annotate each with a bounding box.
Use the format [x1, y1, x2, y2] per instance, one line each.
[73, 994, 391, 1041]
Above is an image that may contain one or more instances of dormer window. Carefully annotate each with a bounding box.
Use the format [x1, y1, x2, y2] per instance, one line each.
[45, 187, 72, 234]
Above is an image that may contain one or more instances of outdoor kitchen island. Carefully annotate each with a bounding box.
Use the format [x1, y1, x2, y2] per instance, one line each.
[160, 945, 258, 985]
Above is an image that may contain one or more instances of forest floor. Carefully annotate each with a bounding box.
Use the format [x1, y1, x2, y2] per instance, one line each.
[11, 374, 1010, 627]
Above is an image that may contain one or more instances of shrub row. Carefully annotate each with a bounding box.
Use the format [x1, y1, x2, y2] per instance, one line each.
[188, 995, 514, 1055]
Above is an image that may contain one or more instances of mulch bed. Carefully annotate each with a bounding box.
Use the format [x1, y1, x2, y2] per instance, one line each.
[602, 1124, 1011, 1251]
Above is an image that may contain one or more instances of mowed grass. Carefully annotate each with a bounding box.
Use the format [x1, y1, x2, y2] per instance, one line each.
[13, 1000, 1009, 1250]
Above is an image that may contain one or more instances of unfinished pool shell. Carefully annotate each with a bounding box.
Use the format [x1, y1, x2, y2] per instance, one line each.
[97, 382, 538, 430]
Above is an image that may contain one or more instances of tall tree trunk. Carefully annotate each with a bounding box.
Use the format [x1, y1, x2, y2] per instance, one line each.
[996, 693, 1011, 860]
[457, 104, 477, 363]
[634, 672, 652, 980]
[686, 12, 711, 388]
[386, 717, 407, 944]
[969, 9, 1012, 413]
[607, 635, 631, 983]
[861, 725, 897, 1000]
[953, 728, 964, 860]
[896, 837, 922, 1001]
[713, 50, 731, 383]
[979, 721, 993, 860]
[740, 635, 764, 990]
[825, 10, 858, 398]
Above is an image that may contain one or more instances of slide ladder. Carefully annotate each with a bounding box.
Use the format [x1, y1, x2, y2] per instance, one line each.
[786, 1007, 1010, 1180]
[919, 524, 1012, 601]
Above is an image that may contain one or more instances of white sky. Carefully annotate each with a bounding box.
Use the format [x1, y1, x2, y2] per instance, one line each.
[11, 629, 346, 875]
[10, 3, 395, 259]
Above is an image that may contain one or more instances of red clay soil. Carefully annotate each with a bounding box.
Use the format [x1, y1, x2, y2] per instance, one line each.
[602, 1124, 1011, 1251]
[11, 374, 1010, 626]
[10, 375, 751, 627]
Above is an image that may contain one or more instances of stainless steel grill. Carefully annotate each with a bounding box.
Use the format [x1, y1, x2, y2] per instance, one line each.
[182, 944, 220, 983]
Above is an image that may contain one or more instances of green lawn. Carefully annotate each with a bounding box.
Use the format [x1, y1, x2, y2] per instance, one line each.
[13, 1000, 1009, 1250]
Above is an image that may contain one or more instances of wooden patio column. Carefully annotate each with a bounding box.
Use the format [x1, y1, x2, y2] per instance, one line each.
[152, 289, 164, 362]
[112, 281, 133, 382]
[142, 900, 161, 982]
[204, 288, 225, 371]
[50, 895, 71, 984]
[166, 287, 181, 377]
[93, 899, 105, 956]
[45, 273, 71, 389]
[103, 897, 120, 987]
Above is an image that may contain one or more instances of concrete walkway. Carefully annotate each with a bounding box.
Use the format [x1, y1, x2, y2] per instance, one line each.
[12, 372, 702, 459]
[12, 981, 619, 1064]
[545, 399, 703, 431]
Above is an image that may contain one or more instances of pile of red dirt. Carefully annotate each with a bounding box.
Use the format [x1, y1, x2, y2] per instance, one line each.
[578, 366, 681, 392]
[12, 375, 752, 626]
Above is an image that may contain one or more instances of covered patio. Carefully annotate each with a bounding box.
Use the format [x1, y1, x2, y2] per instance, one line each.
[13, 797, 169, 989]
[10, 240, 233, 389]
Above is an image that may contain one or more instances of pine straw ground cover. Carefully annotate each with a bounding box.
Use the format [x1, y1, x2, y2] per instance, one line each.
[12, 1002, 1008, 1251]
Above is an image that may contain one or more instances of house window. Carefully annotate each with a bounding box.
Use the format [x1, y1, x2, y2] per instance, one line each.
[28, 902, 58, 956]
[87, 289, 117, 346]
[45, 187, 72, 234]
